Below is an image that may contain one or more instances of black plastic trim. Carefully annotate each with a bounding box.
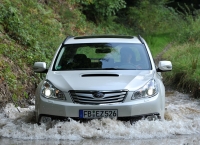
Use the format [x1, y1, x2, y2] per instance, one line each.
[38, 112, 160, 124]
[137, 35, 144, 44]
[69, 90, 128, 93]
[81, 74, 119, 77]
[156, 68, 172, 72]
[74, 35, 134, 39]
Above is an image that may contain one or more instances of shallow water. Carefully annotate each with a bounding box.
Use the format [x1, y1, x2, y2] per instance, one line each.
[0, 91, 200, 144]
[1, 135, 200, 145]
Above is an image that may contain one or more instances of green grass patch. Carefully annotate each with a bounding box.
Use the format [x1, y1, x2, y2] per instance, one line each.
[163, 42, 200, 98]
[144, 33, 173, 57]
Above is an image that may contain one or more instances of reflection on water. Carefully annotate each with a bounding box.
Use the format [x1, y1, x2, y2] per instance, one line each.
[0, 91, 200, 144]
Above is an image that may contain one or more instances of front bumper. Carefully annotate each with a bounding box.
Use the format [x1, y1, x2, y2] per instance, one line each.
[36, 92, 164, 121]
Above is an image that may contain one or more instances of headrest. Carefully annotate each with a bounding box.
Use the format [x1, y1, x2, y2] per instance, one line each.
[73, 54, 87, 62]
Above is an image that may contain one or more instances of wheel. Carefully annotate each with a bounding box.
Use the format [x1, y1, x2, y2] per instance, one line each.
[36, 115, 52, 125]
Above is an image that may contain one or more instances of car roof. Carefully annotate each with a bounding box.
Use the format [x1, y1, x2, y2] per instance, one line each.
[63, 35, 142, 44]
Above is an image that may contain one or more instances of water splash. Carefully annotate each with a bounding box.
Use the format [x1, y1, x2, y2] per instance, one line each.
[0, 91, 200, 140]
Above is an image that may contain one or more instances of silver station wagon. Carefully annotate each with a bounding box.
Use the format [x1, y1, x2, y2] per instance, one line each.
[33, 35, 172, 123]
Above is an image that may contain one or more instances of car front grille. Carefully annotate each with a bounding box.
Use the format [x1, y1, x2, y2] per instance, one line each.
[69, 90, 127, 105]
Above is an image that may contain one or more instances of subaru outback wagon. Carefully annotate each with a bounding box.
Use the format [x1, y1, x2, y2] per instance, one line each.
[33, 35, 172, 123]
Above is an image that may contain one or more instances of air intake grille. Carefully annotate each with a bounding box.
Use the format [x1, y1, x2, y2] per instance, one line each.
[69, 90, 127, 105]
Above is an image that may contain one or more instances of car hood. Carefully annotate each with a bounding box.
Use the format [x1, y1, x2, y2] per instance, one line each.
[46, 70, 155, 92]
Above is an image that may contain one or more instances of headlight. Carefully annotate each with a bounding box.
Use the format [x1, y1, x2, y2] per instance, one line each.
[41, 80, 66, 100]
[131, 79, 158, 100]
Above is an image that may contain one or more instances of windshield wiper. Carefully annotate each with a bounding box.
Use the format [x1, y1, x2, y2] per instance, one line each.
[101, 68, 118, 70]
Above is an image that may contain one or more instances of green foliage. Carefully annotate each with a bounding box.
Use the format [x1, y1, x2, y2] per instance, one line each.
[125, 0, 180, 35]
[0, 0, 64, 104]
[0, 0, 63, 64]
[174, 4, 200, 43]
[76, 0, 126, 23]
[41, 0, 124, 36]
[11, 94, 18, 106]
[163, 42, 200, 97]
[144, 33, 172, 57]
[24, 92, 29, 99]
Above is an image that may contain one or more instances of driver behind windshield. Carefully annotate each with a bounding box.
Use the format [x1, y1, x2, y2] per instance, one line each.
[116, 47, 135, 69]
[120, 47, 133, 64]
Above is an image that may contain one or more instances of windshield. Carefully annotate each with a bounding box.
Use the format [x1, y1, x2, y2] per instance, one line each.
[53, 43, 152, 70]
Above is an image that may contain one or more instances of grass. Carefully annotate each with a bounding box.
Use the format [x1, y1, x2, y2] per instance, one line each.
[163, 42, 200, 98]
[144, 33, 173, 57]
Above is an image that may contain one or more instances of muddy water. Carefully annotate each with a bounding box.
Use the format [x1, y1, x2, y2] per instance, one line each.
[0, 91, 200, 145]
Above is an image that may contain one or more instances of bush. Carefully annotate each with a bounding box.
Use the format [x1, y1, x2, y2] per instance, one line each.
[125, 0, 180, 35]
[0, 0, 63, 65]
[163, 42, 200, 98]
[175, 4, 200, 43]
[76, 0, 126, 23]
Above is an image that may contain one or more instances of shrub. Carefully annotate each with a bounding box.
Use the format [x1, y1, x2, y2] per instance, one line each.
[125, 0, 180, 35]
[76, 0, 126, 23]
[163, 42, 200, 98]
[175, 4, 200, 43]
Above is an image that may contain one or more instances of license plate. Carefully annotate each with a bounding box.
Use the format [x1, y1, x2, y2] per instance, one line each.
[79, 109, 118, 119]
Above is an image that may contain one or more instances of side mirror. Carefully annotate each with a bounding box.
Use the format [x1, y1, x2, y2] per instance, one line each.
[157, 61, 172, 72]
[33, 62, 48, 73]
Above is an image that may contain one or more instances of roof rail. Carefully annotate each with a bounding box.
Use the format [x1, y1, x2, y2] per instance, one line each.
[137, 35, 144, 44]
[74, 35, 133, 39]
[62, 36, 73, 45]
